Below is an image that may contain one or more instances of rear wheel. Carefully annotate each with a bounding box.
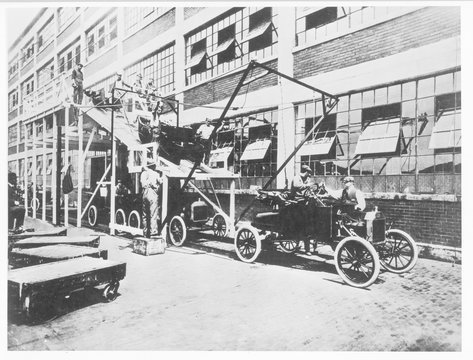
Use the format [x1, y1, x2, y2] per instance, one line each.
[115, 209, 126, 226]
[169, 215, 187, 246]
[379, 229, 418, 273]
[279, 240, 300, 254]
[334, 236, 380, 288]
[128, 210, 141, 229]
[212, 214, 228, 238]
[234, 226, 262, 263]
[88, 205, 98, 227]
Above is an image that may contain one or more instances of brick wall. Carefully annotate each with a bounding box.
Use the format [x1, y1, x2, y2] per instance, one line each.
[210, 193, 461, 248]
[184, 7, 204, 20]
[294, 7, 460, 79]
[183, 59, 278, 110]
[123, 9, 176, 54]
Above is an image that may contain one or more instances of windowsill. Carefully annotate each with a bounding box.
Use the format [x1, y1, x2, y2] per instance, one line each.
[183, 53, 278, 93]
[122, 8, 174, 41]
[37, 39, 54, 56]
[86, 42, 118, 65]
[20, 59, 34, 70]
[292, 7, 422, 55]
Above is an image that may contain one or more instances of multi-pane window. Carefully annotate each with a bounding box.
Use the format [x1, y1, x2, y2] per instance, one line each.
[22, 77, 35, 96]
[185, 7, 278, 86]
[86, 11, 118, 59]
[59, 43, 81, 74]
[124, 44, 175, 94]
[8, 126, 18, 147]
[21, 39, 35, 66]
[58, 7, 79, 32]
[295, 70, 461, 194]
[38, 62, 55, 88]
[8, 58, 18, 79]
[37, 17, 54, 51]
[124, 7, 172, 35]
[8, 90, 19, 111]
[211, 109, 279, 177]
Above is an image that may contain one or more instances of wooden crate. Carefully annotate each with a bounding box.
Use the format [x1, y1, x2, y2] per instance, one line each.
[133, 236, 165, 256]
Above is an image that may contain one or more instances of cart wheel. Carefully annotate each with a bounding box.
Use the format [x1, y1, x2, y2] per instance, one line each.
[115, 208, 126, 226]
[169, 215, 187, 247]
[31, 198, 40, 211]
[234, 226, 262, 263]
[279, 240, 300, 254]
[379, 229, 418, 274]
[88, 205, 98, 226]
[128, 210, 141, 229]
[334, 236, 380, 288]
[212, 214, 228, 238]
[102, 281, 120, 302]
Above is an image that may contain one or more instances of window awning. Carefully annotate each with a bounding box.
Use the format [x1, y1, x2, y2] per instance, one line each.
[209, 146, 233, 164]
[209, 38, 235, 57]
[355, 118, 401, 156]
[240, 139, 271, 161]
[241, 21, 272, 43]
[299, 135, 339, 157]
[429, 112, 461, 149]
[185, 51, 207, 69]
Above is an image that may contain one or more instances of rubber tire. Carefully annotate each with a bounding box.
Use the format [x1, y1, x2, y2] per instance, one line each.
[102, 281, 120, 302]
[169, 215, 187, 247]
[88, 205, 98, 227]
[234, 225, 262, 263]
[279, 240, 300, 254]
[334, 236, 380, 288]
[128, 210, 141, 229]
[115, 208, 126, 226]
[31, 198, 40, 212]
[212, 214, 228, 238]
[380, 229, 418, 274]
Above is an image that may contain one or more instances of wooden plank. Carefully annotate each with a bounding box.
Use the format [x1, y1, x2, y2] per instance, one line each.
[8, 227, 67, 241]
[12, 235, 100, 249]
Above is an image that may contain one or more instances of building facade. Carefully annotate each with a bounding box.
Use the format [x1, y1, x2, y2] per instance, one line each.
[7, 6, 461, 247]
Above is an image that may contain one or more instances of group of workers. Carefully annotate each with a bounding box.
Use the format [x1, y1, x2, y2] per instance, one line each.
[291, 164, 366, 255]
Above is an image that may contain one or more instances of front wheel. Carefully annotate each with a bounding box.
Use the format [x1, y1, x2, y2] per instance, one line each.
[379, 229, 418, 274]
[128, 210, 141, 229]
[334, 236, 380, 288]
[115, 208, 126, 226]
[169, 215, 187, 246]
[234, 226, 262, 263]
[102, 281, 120, 302]
[212, 214, 228, 238]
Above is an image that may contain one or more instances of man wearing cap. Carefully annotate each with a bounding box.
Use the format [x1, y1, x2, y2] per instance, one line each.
[133, 73, 144, 95]
[326, 176, 366, 211]
[71, 63, 84, 106]
[8, 172, 25, 232]
[140, 163, 163, 238]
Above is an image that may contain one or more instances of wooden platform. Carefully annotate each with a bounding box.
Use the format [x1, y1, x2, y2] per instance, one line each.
[8, 257, 126, 320]
[9, 244, 108, 269]
[8, 227, 67, 241]
[11, 235, 100, 249]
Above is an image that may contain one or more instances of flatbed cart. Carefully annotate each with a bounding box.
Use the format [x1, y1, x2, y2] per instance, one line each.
[12, 235, 101, 249]
[8, 257, 126, 322]
[8, 227, 67, 250]
[9, 244, 108, 269]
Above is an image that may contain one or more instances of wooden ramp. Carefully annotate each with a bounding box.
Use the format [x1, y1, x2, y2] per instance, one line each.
[8, 227, 67, 241]
[10, 244, 108, 269]
[12, 235, 100, 249]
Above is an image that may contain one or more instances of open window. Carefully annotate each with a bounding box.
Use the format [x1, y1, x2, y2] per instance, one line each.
[210, 128, 235, 169]
[186, 38, 209, 75]
[300, 114, 343, 158]
[305, 7, 338, 30]
[243, 8, 275, 53]
[210, 24, 237, 64]
[429, 92, 461, 150]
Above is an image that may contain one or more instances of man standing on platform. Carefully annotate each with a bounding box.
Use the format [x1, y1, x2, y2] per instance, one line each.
[71, 63, 84, 106]
[140, 164, 163, 238]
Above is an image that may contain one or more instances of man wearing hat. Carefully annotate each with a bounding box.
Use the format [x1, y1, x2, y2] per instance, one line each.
[71, 62, 84, 106]
[140, 163, 163, 238]
[327, 176, 366, 211]
[8, 172, 25, 232]
[133, 73, 144, 95]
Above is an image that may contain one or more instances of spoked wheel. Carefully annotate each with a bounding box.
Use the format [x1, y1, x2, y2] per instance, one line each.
[128, 210, 141, 229]
[334, 237, 380, 288]
[102, 281, 120, 302]
[169, 215, 187, 246]
[234, 226, 262, 263]
[115, 208, 126, 226]
[212, 214, 228, 238]
[279, 240, 300, 254]
[88, 205, 98, 227]
[378, 229, 418, 274]
[31, 198, 40, 212]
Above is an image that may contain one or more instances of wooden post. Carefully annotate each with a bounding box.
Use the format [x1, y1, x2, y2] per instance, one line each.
[64, 107, 69, 227]
[52, 112, 58, 224]
[160, 175, 168, 237]
[32, 122, 37, 219]
[42, 117, 47, 221]
[77, 111, 83, 227]
[110, 90, 116, 235]
[230, 178, 235, 235]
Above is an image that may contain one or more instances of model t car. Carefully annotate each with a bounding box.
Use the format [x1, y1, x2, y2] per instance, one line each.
[234, 185, 418, 288]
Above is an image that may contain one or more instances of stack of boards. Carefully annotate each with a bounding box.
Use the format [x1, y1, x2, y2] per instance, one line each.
[8, 228, 126, 322]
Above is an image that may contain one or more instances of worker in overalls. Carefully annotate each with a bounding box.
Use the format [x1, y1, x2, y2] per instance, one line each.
[140, 164, 163, 238]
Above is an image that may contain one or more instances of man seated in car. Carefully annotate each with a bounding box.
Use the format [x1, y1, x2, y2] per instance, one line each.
[325, 176, 366, 211]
